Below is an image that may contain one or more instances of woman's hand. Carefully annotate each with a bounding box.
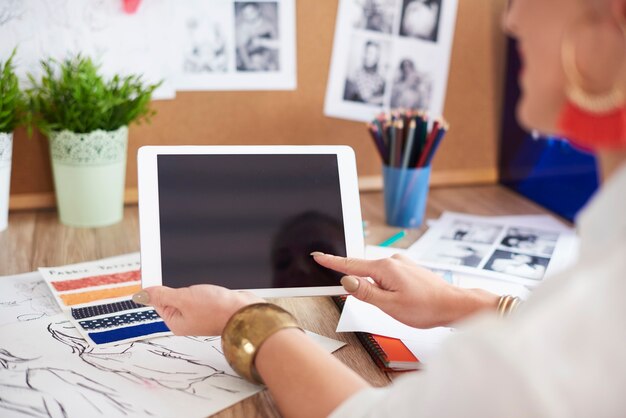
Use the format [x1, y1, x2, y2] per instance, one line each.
[132, 285, 264, 336]
[313, 252, 498, 328]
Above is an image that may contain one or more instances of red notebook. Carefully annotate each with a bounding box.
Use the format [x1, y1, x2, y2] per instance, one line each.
[332, 296, 421, 372]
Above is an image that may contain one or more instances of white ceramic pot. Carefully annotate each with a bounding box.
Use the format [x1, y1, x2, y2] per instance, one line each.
[48, 126, 128, 228]
[0, 132, 12, 231]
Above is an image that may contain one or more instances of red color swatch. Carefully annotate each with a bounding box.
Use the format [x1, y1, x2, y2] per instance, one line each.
[51, 270, 141, 292]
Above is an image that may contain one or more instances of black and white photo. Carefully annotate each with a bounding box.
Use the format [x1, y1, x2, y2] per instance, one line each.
[499, 227, 558, 256]
[390, 57, 433, 109]
[484, 250, 550, 280]
[235, 2, 280, 72]
[343, 35, 391, 105]
[422, 242, 489, 268]
[352, 0, 398, 34]
[183, 15, 229, 73]
[441, 221, 503, 244]
[399, 0, 442, 42]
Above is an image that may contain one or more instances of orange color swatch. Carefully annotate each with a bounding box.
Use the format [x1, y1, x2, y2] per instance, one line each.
[60, 285, 142, 306]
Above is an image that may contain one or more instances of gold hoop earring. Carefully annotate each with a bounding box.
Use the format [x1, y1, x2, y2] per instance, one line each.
[561, 17, 626, 113]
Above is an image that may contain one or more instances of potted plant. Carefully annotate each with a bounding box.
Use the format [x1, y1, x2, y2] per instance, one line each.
[27, 55, 160, 227]
[0, 50, 26, 231]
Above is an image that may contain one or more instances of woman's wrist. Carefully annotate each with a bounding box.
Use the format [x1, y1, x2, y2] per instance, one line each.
[221, 303, 302, 384]
[443, 287, 500, 325]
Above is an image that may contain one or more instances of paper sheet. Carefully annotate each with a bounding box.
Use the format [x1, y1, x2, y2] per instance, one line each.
[0, 271, 60, 327]
[408, 212, 580, 286]
[173, 0, 297, 90]
[337, 295, 453, 342]
[0, 0, 177, 100]
[0, 314, 344, 418]
[324, 0, 458, 122]
[336, 271, 529, 362]
[37, 253, 173, 347]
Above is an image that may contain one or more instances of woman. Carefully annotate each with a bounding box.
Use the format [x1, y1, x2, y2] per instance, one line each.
[133, 0, 626, 416]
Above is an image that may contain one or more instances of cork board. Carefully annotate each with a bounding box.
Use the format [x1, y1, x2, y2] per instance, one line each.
[9, 0, 507, 209]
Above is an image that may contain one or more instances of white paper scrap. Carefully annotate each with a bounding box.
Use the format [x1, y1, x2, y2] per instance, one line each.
[336, 295, 452, 342]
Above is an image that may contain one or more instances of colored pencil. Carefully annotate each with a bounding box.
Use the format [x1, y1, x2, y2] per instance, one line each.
[402, 119, 416, 169]
[365, 110, 448, 169]
[378, 230, 407, 247]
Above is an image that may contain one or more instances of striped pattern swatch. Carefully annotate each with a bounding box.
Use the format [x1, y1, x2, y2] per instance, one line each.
[71, 299, 143, 320]
[79, 310, 161, 331]
[88, 321, 170, 345]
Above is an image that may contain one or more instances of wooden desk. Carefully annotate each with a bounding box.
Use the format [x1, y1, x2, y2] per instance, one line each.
[0, 185, 557, 417]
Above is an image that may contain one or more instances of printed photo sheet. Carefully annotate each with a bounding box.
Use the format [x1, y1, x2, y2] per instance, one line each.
[325, 0, 458, 122]
[407, 212, 579, 286]
[173, 0, 297, 90]
[38, 253, 172, 347]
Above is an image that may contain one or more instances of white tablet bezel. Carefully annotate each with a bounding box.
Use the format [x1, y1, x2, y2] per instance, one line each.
[137, 145, 365, 297]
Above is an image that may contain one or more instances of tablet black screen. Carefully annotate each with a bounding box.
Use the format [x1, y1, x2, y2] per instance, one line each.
[157, 154, 347, 289]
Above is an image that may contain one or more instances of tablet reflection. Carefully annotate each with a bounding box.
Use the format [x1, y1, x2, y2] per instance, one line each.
[271, 211, 347, 288]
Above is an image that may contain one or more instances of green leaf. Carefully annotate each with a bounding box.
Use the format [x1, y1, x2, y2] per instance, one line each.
[26, 54, 160, 134]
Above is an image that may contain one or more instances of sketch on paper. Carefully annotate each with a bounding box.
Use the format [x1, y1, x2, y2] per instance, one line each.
[174, 0, 296, 90]
[0, 316, 261, 417]
[0, 272, 60, 327]
[0, 315, 344, 418]
[325, 0, 458, 122]
[0, 0, 177, 99]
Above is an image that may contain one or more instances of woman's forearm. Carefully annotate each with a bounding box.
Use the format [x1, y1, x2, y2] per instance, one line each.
[255, 328, 370, 418]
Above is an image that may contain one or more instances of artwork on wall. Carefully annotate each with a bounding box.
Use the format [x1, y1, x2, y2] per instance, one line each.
[324, 0, 458, 122]
[174, 0, 297, 90]
[0, 0, 297, 96]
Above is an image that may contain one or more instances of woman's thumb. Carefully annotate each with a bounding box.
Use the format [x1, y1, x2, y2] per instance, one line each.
[133, 286, 184, 309]
[340, 275, 388, 306]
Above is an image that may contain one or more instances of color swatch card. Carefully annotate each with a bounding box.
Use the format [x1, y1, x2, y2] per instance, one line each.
[39, 253, 171, 347]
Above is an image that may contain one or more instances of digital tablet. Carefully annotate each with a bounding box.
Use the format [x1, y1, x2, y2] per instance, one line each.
[137, 146, 365, 297]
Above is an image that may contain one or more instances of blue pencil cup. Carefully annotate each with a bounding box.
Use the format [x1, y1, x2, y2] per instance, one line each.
[383, 165, 431, 228]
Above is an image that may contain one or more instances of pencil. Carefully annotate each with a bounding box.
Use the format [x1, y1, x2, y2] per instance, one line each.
[402, 118, 416, 169]
[424, 124, 448, 166]
[389, 120, 397, 168]
[378, 230, 407, 247]
[416, 119, 440, 167]
[367, 123, 388, 165]
[395, 120, 404, 167]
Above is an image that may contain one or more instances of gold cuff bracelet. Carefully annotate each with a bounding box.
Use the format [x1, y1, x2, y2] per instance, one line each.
[221, 303, 302, 384]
